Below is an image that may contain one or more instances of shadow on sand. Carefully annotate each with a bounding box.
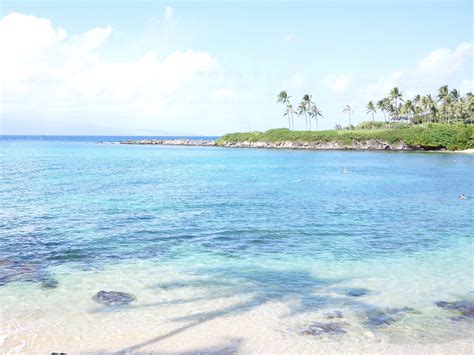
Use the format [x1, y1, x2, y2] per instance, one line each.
[96, 265, 372, 353]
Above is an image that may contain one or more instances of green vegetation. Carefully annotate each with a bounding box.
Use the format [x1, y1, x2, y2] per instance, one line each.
[276, 85, 474, 131]
[277, 90, 323, 131]
[217, 125, 474, 151]
[370, 85, 474, 127]
[247, 85, 474, 150]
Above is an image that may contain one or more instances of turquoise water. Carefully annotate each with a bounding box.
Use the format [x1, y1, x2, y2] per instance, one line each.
[0, 136, 473, 352]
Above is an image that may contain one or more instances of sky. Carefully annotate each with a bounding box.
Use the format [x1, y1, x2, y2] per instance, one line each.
[0, 0, 472, 135]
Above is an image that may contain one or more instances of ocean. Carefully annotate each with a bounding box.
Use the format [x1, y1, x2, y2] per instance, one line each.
[0, 135, 473, 353]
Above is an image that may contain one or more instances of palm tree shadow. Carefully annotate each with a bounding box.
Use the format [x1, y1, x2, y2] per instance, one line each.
[114, 265, 367, 353]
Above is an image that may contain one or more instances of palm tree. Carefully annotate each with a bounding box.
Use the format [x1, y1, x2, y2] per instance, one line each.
[309, 104, 323, 131]
[304, 94, 314, 130]
[298, 101, 308, 130]
[298, 94, 313, 130]
[450, 89, 461, 125]
[283, 104, 295, 130]
[438, 85, 449, 123]
[366, 101, 377, 129]
[413, 95, 422, 125]
[277, 90, 293, 129]
[402, 100, 415, 125]
[426, 95, 437, 123]
[390, 87, 403, 120]
[376, 99, 389, 129]
[343, 105, 353, 129]
[277, 90, 290, 105]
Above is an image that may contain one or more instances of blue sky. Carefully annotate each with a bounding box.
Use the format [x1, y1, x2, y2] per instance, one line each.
[1, 0, 472, 135]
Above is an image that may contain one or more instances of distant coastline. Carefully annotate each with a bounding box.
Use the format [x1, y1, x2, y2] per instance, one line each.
[118, 125, 474, 152]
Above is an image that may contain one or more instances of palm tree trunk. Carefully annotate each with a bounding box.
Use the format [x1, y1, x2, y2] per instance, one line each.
[395, 98, 398, 119]
[309, 116, 312, 131]
[372, 112, 375, 130]
[349, 112, 352, 129]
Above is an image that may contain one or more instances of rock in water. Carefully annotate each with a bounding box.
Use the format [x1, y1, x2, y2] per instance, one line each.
[363, 309, 395, 327]
[436, 301, 474, 319]
[40, 276, 59, 289]
[299, 322, 346, 336]
[346, 288, 370, 297]
[92, 291, 136, 306]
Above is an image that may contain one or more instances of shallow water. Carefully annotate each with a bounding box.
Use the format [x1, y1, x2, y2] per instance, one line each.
[0, 136, 473, 353]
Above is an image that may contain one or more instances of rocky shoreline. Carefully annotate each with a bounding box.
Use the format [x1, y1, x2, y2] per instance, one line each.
[118, 139, 435, 151]
[219, 140, 416, 150]
[120, 139, 217, 146]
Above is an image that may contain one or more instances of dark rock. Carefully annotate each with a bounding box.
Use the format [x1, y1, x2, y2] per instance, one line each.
[362, 306, 419, 328]
[324, 310, 343, 319]
[363, 309, 395, 327]
[436, 301, 474, 319]
[299, 322, 346, 336]
[92, 290, 136, 306]
[41, 277, 59, 289]
[0, 261, 44, 286]
[346, 288, 370, 297]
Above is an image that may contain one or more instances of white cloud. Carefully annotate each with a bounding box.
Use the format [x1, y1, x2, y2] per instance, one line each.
[0, 12, 218, 131]
[366, 42, 473, 98]
[417, 42, 472, 75]
[324, 74, 353, 94]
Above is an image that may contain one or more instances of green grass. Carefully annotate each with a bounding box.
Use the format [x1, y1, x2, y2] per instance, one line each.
[217, 124, 474, 151]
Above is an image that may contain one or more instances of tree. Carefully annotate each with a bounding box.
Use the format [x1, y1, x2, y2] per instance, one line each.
[303, 94, 314, 130]
[438, 85, 449, 123]
[298, 94, 313, 130]
[450, 89, 461, 125]
[390, 87, 403, 120]
[297, 101, 308, 130]
[366, 101, 377, 129]
[277, 90, 290, 105]
[277, 90, 293, 129]
[402, 100, 415, 125]
[377, 99, 389, 129]
[426, 95, 438, 123]
[309, 104, 323, 131]
[283, 104, 295, 130]
[413, 95, 423, 125]
[343, 105, 353, 129]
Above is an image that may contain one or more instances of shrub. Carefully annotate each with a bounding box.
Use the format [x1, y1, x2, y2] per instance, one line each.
[217, 125, 474, 150]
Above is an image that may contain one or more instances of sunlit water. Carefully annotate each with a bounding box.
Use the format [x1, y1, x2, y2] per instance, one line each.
[0, 136, 473, 353]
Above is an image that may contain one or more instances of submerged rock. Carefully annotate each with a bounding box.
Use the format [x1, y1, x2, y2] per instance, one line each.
[362, 307, 418, 328]
[346, 288, 370, 297]
[40, 276, 59, 289]
[92, 290, 136, 306]
[299, 322, 346, 336]
[0, 260, 56, 288]
[324, 310, 343, 319]
[364, 310, 395, 327]
[436, 301, 474, 319]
